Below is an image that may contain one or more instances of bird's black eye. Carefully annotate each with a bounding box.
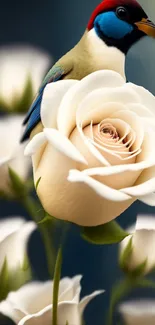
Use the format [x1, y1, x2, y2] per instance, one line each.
[116, 6, 129, 21]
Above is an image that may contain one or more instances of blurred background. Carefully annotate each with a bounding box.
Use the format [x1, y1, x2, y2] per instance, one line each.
[1, 0, 155, 324]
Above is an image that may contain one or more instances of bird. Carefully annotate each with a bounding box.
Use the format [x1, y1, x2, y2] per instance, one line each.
[21, 0, 155, 142]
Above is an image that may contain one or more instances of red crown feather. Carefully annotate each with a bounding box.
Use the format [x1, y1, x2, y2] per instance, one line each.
[87, 0, 141, 30]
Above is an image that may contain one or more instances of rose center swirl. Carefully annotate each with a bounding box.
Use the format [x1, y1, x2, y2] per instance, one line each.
[99, 122, 119, 140]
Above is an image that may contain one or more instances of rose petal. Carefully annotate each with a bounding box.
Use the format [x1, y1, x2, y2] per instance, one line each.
[57, 70, 126, 137]
[0, 300, 25, 324]
[127, 103, 154, 118]
[41, 80, 78, 128]
[0, 218, 25, 243]
[0, 221, 36, 271]
[79, 290, 105, 315]
[59, 275, 82, 302]
[139, 193, 155, 206]
[111, 110, 144, 151]
[76, 87, 140, 129]
[34, 138, 133, 225]
[121, 166, 155, 197]
[129, 82, 155, 115]
[24, 133, 46, 156]
[68, 169, 131, 201]
[44, 128, 87, 165]
[119, 299, 155, 325]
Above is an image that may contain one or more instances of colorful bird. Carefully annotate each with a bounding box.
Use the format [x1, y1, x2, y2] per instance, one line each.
[21, 0, 155, 142]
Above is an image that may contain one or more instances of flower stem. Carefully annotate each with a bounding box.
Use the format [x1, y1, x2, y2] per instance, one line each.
[21, 195, 55, 277]
[107, 277, 134, 325]
[52, 247, 62, 325]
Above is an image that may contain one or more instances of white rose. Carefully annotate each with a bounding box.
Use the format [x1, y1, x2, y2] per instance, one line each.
[0, 275, 103, 325]
[120, 215, 155, 274]
[25, 70, 155, 226]
[0, 115, 31, 194]
[0, 45, 51, 110]
[0, 217, 36, 273]
[119, 300, 155, 325]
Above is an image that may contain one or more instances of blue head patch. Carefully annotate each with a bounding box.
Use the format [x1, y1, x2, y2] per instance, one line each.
[94, 11, 134, 40]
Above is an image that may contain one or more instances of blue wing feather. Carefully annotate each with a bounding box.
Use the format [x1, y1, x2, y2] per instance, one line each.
[21, 66, 65, 142]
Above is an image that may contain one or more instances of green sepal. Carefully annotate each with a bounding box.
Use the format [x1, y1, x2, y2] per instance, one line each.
[129, 260, 147, 277]
[0, 77, 34, 114]
[119, 238, 132, 271]
[9, 168, 28, 198]
[37, 214, 52, 225]
[81, 220, 129, 245]
[35, 177, 41, 191]
[14, 77, 34, 113]
[0, 259, 9, 301]
[21, 254, 30, 272]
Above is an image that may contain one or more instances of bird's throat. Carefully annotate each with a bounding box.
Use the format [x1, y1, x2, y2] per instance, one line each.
[86, 29, 126, 80]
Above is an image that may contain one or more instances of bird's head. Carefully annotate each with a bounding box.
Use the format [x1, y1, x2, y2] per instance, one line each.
[87, 0, 155, 54]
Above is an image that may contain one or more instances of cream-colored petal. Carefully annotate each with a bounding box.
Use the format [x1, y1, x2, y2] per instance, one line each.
[121, 167, 155, 197]
[18, 302, 81, 325]
[0, 300, 25, 324]
[139, 193, 155, 206]
[8, 281, 52, 315]
[111, 110, 144, 151]
[44, 128, 87, 165]
[34, 140, 133, 226]
[119, 300, 155, 325]
[68, 170, 131, 201]
[121, 178, 155, 197]
[76, 88, 140, 129]
[127, 103, 154, 118]
[24, 133, 46, 156]
[120, 215, 155, 274]
[59, 275, 82, 302]
[0, 115, 31, 185]
[0, 217, 25, 243]
[70, 125, 110, 167]
[129, 82, 155, 116]
[57, 71, 126, 137]
[79, 290, 104, 315]
[0, 46, 51, 106]
[41, 80, 78, 128]
[0, 221, 36, 271]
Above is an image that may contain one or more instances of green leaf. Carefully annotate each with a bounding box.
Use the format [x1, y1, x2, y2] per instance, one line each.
[82, 220, 129, 245]
[119, 238, 133, 270]
[35, 177, 41, 191]
[52, 248, 63, 325]
[9, 168, 27, 198]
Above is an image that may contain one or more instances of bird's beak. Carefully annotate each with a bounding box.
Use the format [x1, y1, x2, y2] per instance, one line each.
[135, 18, 155, 38]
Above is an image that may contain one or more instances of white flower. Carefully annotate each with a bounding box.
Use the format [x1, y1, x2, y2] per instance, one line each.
[0, 115, 31, 194]
[0, 45, 51, 110]
[0, 275, 104, 325]
[25, 70, 155, 226]
[0, 217, 36, 272]
[120, 214, 155, 274]
[119, 299, 155, 325]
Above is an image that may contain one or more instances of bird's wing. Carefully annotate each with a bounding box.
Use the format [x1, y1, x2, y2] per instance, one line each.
[21, 64, 72, 142]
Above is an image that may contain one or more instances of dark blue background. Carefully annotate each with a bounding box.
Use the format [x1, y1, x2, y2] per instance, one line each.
[1, 0, 155, 324]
